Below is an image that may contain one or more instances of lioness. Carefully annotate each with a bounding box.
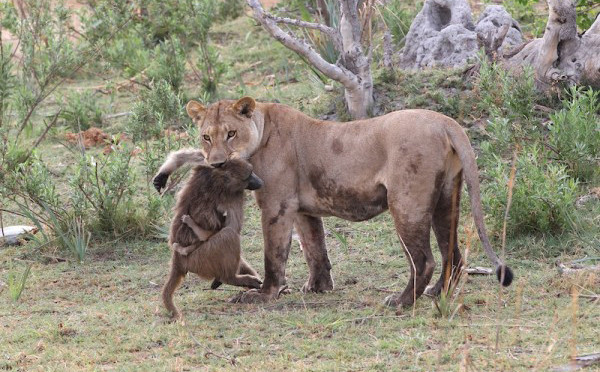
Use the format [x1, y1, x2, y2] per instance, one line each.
[153, 97, 513, 310]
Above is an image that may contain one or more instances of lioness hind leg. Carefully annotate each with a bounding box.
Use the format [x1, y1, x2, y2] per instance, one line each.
[428, 172, 464, 297]
[384, 203, 435, 309]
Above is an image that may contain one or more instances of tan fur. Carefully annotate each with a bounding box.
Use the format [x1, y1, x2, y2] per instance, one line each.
[158, 158, 262, 319]
[162, 98, 513, 310]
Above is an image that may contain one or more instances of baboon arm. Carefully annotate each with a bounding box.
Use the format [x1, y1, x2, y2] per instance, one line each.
[153, 149, 205, 191]
[200, 207, 244, 257]
[184, 217, 214, 241]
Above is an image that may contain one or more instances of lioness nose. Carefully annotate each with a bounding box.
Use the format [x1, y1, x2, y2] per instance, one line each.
[212, 162, 225, 168]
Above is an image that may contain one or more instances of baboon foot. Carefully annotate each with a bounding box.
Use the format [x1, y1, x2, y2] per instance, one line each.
[301, 271, 334, 293]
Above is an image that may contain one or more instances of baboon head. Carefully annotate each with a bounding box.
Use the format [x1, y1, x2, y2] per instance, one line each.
[214, 159, 264, 192]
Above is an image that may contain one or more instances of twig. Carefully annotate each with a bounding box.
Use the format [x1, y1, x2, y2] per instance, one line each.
[20, 110, 61, 164]
[188, 330, 236, 366]
[102, 112, 132, 120]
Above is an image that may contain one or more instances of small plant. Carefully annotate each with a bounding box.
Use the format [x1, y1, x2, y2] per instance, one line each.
[70, 143, 136, 235]
[7, 262, 32, 302]
[379, 1, 414, 46]
[548, 87, 600, 182]
[60, 90, 104, 131]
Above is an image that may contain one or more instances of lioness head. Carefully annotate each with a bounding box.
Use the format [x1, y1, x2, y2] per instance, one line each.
[186, 97, 263, 168]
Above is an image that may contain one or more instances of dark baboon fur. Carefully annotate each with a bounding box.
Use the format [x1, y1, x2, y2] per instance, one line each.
[156, 157, 263, 319]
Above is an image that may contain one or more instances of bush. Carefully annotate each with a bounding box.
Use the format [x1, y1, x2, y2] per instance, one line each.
[548, 87, 600, 182]
[481, 144, 578, 235]
[69, 143, 137, 235]
[126, 80, 184, 141]
[477, 57, 536, 121]
[146, 38, 186, 92]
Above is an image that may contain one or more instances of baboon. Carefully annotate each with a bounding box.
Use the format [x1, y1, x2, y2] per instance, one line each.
[154, 151, 263, 319]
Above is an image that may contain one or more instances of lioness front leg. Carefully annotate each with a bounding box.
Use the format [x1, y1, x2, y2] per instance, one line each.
[233, 207, 295, 303]
[295, 215, 334, 293]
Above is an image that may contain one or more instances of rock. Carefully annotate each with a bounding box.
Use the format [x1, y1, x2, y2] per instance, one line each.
[0, 226, 38, 246]
[475, 5, 522, 50]
[399, 0, 522, 69]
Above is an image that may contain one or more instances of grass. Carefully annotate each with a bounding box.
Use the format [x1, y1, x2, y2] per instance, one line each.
[1, 5, 599, 371]
[1, 200, 599, 370]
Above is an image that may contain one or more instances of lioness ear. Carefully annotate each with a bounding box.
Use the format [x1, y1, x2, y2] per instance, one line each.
[232, 97, 255, 118]
[186, 100, 206, 119]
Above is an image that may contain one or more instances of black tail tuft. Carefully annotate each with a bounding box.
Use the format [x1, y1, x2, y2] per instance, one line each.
[496, 265, 514, 287]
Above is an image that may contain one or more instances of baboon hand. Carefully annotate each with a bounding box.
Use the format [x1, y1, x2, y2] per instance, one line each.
[181, 215, 192, 226]
[153, 173, 169, 192]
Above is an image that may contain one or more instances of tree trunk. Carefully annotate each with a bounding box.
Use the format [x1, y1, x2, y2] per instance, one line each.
[504, 0, 600, 89]
[246, 0, 373, 119]
[338, 0, 373, 118]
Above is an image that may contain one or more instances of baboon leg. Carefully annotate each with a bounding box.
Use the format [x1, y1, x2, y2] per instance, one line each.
[221, 274, 263, 289]
[172, 242, 197, 256]
[384, 202, 435, 309]
[212, 258, 261, 290]
[294, 214, 334, 293]
[428, 172, 464, 297]
[162, 263, 186, 320]
[238, 257, 260, 277]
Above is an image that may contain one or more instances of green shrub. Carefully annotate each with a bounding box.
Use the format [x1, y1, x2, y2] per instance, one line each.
[104, 30, 151, 77]
[69, 143, 137, 235]
[216, 0, 245, 21]
[481, 144, 578, 235]
[548, 87, 600, 182]
[126, 80, 184, 141]
[477, 57, 536, 121]
[380, 1, 414, 46]
[146, 38, 186, 92]
[60, 90, 104, 131]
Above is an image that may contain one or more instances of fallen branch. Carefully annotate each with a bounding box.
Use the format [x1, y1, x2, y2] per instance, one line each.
[465, 267, 494, 275]
[551, 353, 600, 372]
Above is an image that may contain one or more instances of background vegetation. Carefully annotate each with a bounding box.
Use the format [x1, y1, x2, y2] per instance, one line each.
[1, 0, 598, 370]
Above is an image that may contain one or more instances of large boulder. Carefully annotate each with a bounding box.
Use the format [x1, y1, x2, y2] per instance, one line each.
[398, 0, 522, 69]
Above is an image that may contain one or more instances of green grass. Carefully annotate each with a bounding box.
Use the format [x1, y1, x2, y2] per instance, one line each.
[1, 198, 599, 370]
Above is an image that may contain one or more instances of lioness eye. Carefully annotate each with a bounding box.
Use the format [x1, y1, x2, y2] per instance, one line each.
[203, 134, 210, 142]
[227, 130, 236, 139]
